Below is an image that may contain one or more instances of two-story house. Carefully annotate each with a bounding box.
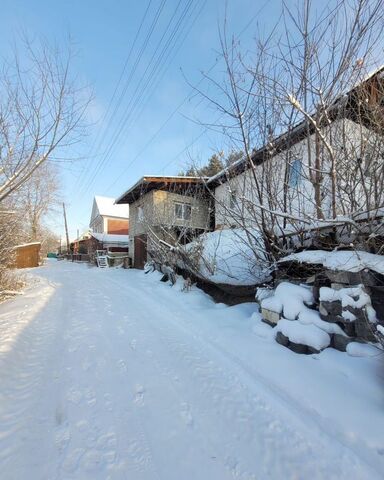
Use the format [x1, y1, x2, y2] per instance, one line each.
[115, 176, 211, 268]
[88, 195, 129, 253]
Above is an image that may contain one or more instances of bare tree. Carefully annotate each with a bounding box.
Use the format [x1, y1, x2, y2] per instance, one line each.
[0, 37, 90, 203]
[0, 206, 24, 298]
[18, 162, 61, 241]
[194, 0, 384, 268]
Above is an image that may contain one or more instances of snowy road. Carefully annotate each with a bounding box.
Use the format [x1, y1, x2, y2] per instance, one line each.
[0, 260, 383, 480]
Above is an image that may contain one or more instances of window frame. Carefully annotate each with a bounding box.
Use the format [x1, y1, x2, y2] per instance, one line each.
[137, 205, 144, 222]
[288, 158, 302, 188]
[174, 202, 192, 221]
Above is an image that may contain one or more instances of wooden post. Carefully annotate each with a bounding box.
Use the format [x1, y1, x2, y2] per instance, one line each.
[63, 203, 70, 254]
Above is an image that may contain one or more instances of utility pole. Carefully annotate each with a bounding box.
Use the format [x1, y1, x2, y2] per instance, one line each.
[63, 202, 70, 254]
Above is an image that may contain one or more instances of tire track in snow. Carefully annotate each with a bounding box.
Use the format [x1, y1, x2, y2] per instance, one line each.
[104, 272, 383, 480]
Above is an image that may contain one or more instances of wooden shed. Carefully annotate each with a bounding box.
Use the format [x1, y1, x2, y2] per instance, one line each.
[14, 242, 41, 268]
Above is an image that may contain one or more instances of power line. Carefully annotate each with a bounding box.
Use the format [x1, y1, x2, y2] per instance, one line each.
[75, 0, 167, 195]
[104, 0, 269, 193]
[74, 0, 154, 194]
[80, 0, 197, 197]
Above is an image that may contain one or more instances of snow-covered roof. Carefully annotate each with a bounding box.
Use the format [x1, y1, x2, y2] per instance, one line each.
[208, 65, 384, 186]
[91, 232, 129, 245]
[94, 196, 129, 219]
[14, 242, 41, 248]
[115, 176, 207, 205]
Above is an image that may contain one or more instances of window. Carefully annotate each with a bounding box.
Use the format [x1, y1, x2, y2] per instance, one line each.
[175, 202, 191, 220]
[138, 205, 144, 221]
[289, 159, 302, 187]
[229, 190, 238, 209]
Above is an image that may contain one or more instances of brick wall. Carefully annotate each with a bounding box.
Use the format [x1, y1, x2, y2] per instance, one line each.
[107, 218, 129, 235]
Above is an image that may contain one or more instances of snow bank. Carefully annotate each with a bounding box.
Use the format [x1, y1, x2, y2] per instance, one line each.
[346, 342, 381, 357]
[276, 319, 331, 350]
[183, 228, 271, 286]
[281, 249, 384, 275]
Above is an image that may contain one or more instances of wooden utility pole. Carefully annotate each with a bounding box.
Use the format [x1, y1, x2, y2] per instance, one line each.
[63, 202, 70, 254]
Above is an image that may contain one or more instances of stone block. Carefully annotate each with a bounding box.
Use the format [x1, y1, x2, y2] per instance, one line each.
[275, 331, 289, 347]
[320, 300, 342, 317]
[331, 283, 348, 290]
[342, 322, 356, 337]
[261, 307, 281, 325]
[288, 341, 308, 354]
[331, 333, 353, 352]
[325, 269, 379, 287]
[355, 319, 377, 342]
[343, 305, 366, 322]
[370, 286, 384, 322]
[307, 346, 321, 354]
[262, 317, 277, 328]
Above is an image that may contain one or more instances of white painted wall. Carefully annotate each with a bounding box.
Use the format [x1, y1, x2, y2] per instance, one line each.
[214, 118, 377, 229]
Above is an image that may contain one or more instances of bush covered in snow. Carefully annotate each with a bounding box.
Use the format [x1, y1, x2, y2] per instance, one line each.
[183, 228, 271, 286]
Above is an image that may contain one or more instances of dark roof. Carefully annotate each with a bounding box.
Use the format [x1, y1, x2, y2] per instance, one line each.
[115, 176, 207, 205]
[208, 65, 384, 186]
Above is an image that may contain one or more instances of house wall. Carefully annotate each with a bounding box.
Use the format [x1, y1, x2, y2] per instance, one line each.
[152, 190, 210, 230]
[90, 215, 104, 233]
[106, 218, 129, 235]
[214, 118, 376, 229]
[128, 189, 211, 262]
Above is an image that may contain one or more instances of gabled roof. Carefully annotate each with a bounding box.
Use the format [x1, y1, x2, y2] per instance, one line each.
[208, 65, 384, 186]
[115, 176, 207, 205]
[94, 196, 129, 219]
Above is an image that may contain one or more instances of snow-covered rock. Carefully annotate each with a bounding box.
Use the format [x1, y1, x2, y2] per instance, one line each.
[281, 249, 384, 275]
[261, 282, 313, 319]
[275, 319, 331, 352]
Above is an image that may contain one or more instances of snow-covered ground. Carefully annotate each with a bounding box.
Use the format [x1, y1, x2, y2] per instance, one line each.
[0, 260, 383, 480]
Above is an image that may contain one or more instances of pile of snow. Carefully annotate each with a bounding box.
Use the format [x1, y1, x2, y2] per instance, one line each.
[276, 319, 331, 350]
[346, 342, 381, 357]
[260, 282, 343, 334]
[261, 282, 346, 350]
[261, 282, 314, 318]
[320, 285, 377, 323]
[183, 228, 271, 286]
[280, 249, 384, 275]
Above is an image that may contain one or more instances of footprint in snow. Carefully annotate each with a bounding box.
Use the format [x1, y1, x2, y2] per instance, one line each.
[117, 359, 127, 372]
[180, 403, 194, 427]
[67, 388, 83, 405]
[55, 426, 71, 452]
[133, 384, 145, 405]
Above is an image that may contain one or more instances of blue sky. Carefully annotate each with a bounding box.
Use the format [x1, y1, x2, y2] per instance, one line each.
[1, 0, 282, 239]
